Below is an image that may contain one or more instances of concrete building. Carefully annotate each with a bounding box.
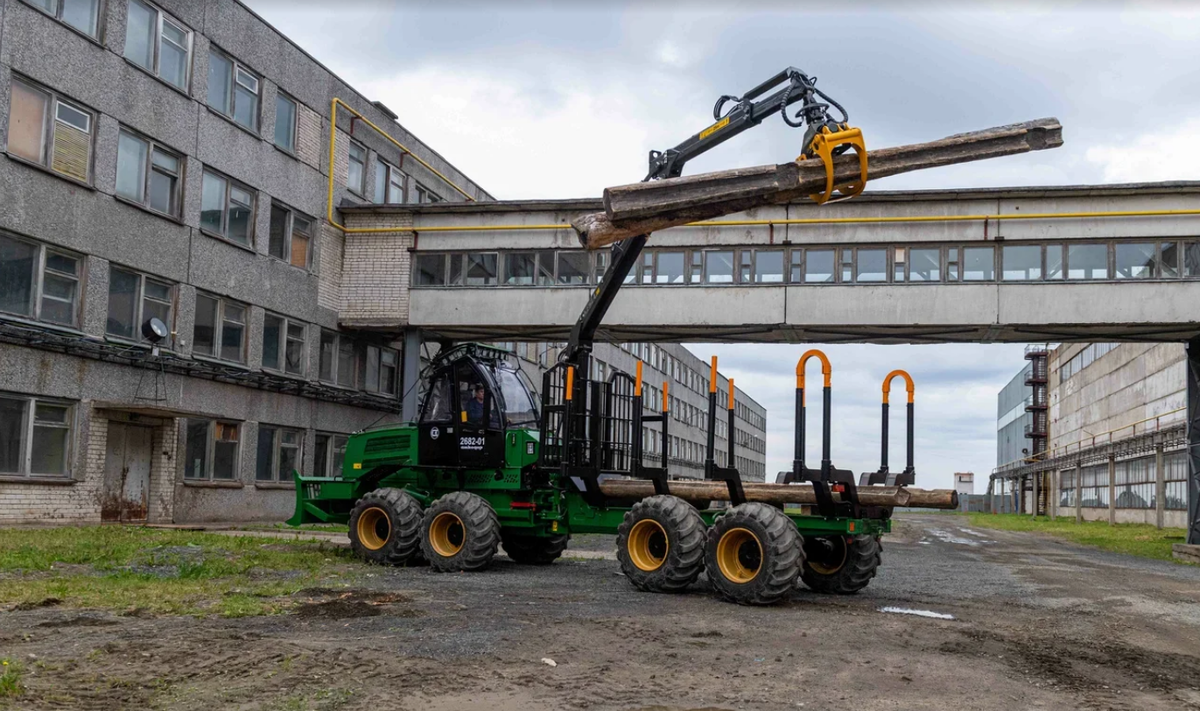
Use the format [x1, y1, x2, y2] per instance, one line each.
[992, 343, 1188, 528]
[953, 472, 974, 497]
[996, 362, 1033, 470]
[0, 0, 765, 524]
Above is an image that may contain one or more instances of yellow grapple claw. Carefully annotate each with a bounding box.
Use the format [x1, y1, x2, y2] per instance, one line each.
[798, 125, 868, 205]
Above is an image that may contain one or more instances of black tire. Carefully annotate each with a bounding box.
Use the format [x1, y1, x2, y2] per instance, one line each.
[799, 534, 881, 595]
[347, 488, 422, 565]
[501, 533, 569, 565]
[616, 495, 706, 593]
[705, 502, 803, 606]
[420, 492, 501, 572]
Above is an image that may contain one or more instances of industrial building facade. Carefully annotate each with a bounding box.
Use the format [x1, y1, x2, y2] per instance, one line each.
[0, 0, 766, 524]
[992, 342, 1188, 528]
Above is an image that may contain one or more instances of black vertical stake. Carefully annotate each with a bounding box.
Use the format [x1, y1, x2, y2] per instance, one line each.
[705, 390, 717, 476]
[906, 400, 915, 473]
[880, 401, 890, 473]
[792, 385, 805, 478]
[727, 406, 735, 469]
[1188, 337, 1200, 545]
[661, 394, 670, 473]
[821, 385, 833, 479]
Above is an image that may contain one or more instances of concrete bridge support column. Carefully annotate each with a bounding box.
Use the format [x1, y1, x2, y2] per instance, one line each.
[1032, 473, 1039, 518]
[1155, 443, 1165, 530]
[1051, 470, 1058, 521]
[401, 329, 423, 422]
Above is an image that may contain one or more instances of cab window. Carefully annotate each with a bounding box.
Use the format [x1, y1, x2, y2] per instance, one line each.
[420, 374, 453, 422]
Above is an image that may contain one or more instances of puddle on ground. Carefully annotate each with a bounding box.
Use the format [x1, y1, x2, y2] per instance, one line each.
[879, 606, 956, 620]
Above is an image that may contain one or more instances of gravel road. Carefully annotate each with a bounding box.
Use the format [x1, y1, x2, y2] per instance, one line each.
[3, 513, 1200, 710]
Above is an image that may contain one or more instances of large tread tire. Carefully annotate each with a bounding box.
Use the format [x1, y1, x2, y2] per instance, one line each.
[800, 534, 882, 595]
[705, 502, 803, 606]
[616, 495, 706, 593]
[501, 533, 569, 565]
[347, 488, 423, 565]
[420, 491, 501, 572]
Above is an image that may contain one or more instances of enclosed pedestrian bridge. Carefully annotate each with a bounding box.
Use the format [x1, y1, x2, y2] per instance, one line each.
[337, 181, 1200, 344]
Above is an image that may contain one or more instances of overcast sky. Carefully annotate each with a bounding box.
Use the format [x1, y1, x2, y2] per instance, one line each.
[249, 1, 1200, 492]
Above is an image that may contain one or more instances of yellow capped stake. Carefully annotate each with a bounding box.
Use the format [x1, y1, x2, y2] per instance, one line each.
[662, 381, 670, 413]
[727, 378, 735, 410]
[709, 356, 718, 393]
[635, 361, 644, 397]
[796, 349, 832, 406]
[565, 366, 575, 401]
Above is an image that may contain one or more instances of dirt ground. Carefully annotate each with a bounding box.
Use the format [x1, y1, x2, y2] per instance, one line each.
[3, 513, 1200, 711]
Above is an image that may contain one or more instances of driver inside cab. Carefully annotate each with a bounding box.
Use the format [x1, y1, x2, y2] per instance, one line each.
[466, 383, 486, 424]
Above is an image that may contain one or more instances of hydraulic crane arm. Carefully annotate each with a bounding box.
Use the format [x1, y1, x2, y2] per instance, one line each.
[560, 67, 863, 365]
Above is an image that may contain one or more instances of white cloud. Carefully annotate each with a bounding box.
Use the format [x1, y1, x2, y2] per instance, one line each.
[1086, 117, 1200, 183]
[356, 65, 712, 199]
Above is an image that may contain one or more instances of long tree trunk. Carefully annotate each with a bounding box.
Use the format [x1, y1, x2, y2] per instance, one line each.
[573, 118, 1063, 249]
[598, 479, 960, 509]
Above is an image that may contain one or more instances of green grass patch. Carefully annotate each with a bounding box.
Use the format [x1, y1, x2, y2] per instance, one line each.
[0, 526, 356, 616]
[967, 513, 1188, 562]
[0, 658, 23, 698]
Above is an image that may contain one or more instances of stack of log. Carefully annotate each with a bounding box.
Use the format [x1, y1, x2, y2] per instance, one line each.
[599, 479, 959, 509]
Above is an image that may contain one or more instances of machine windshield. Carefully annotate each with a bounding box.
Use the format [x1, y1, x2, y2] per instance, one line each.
[491, 364, 540, 427]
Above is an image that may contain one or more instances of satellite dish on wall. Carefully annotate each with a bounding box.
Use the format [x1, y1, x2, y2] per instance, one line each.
[141, 317, 168, 343]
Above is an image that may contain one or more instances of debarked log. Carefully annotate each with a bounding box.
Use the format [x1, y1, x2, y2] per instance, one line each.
[573, 118, 1063, 249]
[597, 478, 959, 509]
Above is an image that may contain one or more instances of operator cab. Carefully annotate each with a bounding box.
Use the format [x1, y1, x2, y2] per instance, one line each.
[417, 344, 540, 468]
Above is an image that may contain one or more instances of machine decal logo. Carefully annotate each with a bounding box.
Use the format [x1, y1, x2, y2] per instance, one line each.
[430, 426, 440, 440]
[699, 116, 730, 140]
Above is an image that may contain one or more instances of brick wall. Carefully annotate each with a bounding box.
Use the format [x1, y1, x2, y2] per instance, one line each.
[317, 223, 345, 311]
[340, 213, 414, 327]
[0, 406, 105, 524]
[149, 420, 178, 523]
[295, 103, 324, 172]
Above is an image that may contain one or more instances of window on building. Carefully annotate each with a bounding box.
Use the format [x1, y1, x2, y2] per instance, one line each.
[0, 394, 74, 477]
[262, 313, 304, 376]
[193, 293, 246, 363]
[1160, 242, 1179, 279]
[125, 0, 190, 90]
[1164, 451, 1188, 510]
[962, 247, 994, 281]
[346, 142, 365, 194]
[856, 249, 887, 282]
[413, 183, 442, 203]
[1067, 244, 1108, 280]
[592, 250, 608, 285]
[1114, 242, 1155, 280]
[465, 253, 498, 286]
[206, 49, 259, 131]
[115, 129, 181, 217]
[892, 248, 907, 282]
[184, 419, 239, 480]
[319, 330, 358, 388]
[946, 247, 960, 281]
[313, 433, 349, 478]
[267, 203, 313, 269]
[705, 251, 734, 284]
[7, 78, 94, 183]
[504, 252, 536, 285]
[1002, 245, 1042, 281]
[363, 345, 399, 396]
[106, 266, 173, 344]
[24, 0, 102, 36]
[374, 159, 406, 204]
[274, 93, 297, 153]
[200, 170, 255, 246]
[256, 425, 301, 482]
[840, 249, 854, 282]
[0, 233, 80, 326]
[738, 251, 753, 283]
[653, 251, 685, 285]
[788, 250, 803, 283]
[414, 253, 447, 286]
[754, 249, 784, 283]
[557, 252, 590, 285]
[1045, 245, 1064, 280]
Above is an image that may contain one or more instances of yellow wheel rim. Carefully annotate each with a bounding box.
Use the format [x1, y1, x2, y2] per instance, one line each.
[356, 507, 391, 551]
[627, 519, 668, 572]
[716, 527, 763, 584]
[807, 537, 848, 576]
[429, 511, 466, 557]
